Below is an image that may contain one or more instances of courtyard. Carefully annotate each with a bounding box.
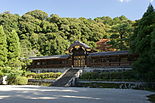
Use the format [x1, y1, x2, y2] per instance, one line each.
[0, 85, 154, 103]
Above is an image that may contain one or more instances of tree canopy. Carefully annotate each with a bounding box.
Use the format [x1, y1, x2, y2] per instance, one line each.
[0, 26, 7, 66]
[130, 4, 155, 81]
[0, 10, 134, 58]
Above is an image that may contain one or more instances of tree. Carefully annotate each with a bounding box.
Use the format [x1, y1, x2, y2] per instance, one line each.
[18, 14, 42, 34]
[40, 20, 58, 33]
[151, 29, 155, 68]
[0, 9, 135, 57]
[0, 13, 19, 32]
[110, 16, 134, 50]
[94, 16, 113, 26]
[0, 26, 7, 67]
[49, 14, 61, 23]
[110, 22, 133, 50]
[7, 30, 21, 67]
[130, 4, 155, 81]
[26, 10, 48, 20]
[131, 4, 155, 54]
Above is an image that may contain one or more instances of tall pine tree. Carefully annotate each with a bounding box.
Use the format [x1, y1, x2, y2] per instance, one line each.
[150, 26, 155, 80]
[0, 26, 7, 67]
[130, 4, 155, 81]
[7, 30, 21, 67]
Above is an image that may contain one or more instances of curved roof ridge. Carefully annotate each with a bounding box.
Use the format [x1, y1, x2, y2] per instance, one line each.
[66, 41, 91, 53]
[29, 54, 70, 60]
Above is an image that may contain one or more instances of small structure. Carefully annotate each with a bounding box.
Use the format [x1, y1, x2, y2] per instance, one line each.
[96, 39, 115, 51]
[28, 41, 138, 73]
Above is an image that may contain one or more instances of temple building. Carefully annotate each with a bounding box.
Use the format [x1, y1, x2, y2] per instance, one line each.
[28, 41, 138, 73]
[96, 39, 114, 51]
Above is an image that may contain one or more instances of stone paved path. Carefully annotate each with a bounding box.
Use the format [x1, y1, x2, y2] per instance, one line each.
[0, 85, 154, 103]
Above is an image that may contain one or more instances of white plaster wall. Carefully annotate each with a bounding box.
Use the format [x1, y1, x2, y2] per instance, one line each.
[29, 68, 70, 73]
[29, 67, 132, 73]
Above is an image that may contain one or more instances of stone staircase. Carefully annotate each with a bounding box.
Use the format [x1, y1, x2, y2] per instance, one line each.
[53, 69, 80, 87]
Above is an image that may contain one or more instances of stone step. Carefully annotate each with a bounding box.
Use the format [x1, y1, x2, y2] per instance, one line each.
[53, 69, 79, 87]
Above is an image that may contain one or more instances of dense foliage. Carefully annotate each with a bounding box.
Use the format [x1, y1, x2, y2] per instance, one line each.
[0, 67, 26, 84]
[0, 26, 7, 67]
[8, 76, 28, 85]
[0, 10, 132, 85]
[26, 72, 62, 79]
[0, 10, 134, 58]
[79, 70, 138, 81]
[130, 4, 155, 82]
[0, 10, 134, 85]
[7, 30, 21, 67]
[0, 5, 155, 85]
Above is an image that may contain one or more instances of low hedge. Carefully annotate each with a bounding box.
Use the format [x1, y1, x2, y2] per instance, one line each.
[15, 76, 28, 85]
[77, 82, 121, 88]
[26, 72, 62, 79]
[79, 70, 139, 81]
[7, 76, 28, 85]
[0, 71, 3, 78]
[28, 82, 51, 86]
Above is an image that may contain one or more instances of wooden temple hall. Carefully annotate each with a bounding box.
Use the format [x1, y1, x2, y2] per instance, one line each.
[28, 41, 138, 73]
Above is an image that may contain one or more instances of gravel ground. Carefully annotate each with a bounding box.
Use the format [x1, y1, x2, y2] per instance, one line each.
[0, 85, 154, 103]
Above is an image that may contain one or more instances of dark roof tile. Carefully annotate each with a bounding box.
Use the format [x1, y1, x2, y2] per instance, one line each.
[29, 55, 69, 60]
[88, 51, 129, 57]
[66, 41, 91, 52]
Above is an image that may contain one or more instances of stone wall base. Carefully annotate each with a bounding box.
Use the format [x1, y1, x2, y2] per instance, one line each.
[29, 67, 132, 73]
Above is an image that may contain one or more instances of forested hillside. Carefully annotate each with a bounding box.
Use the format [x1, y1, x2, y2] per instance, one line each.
[0, 10, 134, 58]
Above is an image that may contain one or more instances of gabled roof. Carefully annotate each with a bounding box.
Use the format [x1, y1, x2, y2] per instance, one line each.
[96, 39, 110, 45]
[29, 54, 69, 60]
[66, 41, 91, 53]
[88, 51, 129, 57]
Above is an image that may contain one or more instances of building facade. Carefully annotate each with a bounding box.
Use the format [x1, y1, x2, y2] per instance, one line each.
[28, 41, 138, 73]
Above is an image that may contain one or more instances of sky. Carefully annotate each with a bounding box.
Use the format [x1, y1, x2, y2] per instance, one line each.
[0, 0, 155, 20]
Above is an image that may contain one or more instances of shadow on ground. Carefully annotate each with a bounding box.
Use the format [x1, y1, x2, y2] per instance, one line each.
[0, 85, 154, 103]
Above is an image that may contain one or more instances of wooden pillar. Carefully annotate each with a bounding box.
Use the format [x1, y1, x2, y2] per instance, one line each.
[108, 56, 110, 67]
[119, 55, 121, 66]
[72, 55, 74, 67]
[85, 54, 87, 67]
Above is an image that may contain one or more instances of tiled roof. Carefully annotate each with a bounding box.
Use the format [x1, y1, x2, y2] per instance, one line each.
[88, 51, 129, 57]
[96, 39, 110, 45]
[29, 54, 69, 60]
[66, 41, 91, 52]
[29, 51, 129, 60]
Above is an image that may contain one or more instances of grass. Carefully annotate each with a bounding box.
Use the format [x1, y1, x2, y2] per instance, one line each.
[147, 94, 155, 103]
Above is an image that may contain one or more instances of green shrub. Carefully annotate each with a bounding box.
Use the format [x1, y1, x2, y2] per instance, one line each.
[7, 75, 16, 84]
[14, 76, 28, 85]
[80, 70, 139, 81]
[7, 76, 28, 85]
[26, 72, 62, 79]
[0, 71, 4, 77]
[26, 72, 37, 78]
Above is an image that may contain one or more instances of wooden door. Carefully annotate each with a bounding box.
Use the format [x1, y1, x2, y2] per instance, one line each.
[73, 56, 85, 67]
